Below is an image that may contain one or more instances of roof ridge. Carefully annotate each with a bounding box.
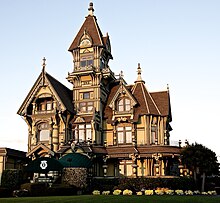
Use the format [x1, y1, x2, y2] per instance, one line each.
[92, 15, 103, 45]
[148, 89, 162, 115]
[45, 72, 71, 92]
[140, 83, 150, 113]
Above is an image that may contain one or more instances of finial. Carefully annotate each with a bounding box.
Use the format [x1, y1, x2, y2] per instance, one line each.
[119, 70, 124, 79]
[136, 63, 143, 81]
[42, 57, 46, 73]
[167, 84, 169, 91]
[88, 2, 94, 16]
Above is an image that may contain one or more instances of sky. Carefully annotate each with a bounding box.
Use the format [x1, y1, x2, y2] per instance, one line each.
[0, 0, 220, 161]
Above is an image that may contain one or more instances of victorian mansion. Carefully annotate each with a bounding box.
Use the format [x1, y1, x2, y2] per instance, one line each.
[17, 3, 181, 178]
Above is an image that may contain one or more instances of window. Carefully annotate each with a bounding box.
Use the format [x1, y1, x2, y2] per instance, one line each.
[119, 160, 133, 176]
[79, 102, 93, 112]
[38, 123, 50, 142]
[118, 98, 131, 112]
[117, 126, 132, 144]
[73, 124, 92, 142]
[37, 98, 53, 112]
[83, 92, 90, 99]
[151, 125, 157, 144]
[80, 55, 93, 68]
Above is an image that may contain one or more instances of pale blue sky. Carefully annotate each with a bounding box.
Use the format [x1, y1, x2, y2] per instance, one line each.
[0, 0, 220, 160]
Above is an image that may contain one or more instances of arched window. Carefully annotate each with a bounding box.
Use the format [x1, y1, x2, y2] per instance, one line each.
[38, 123, 50, 142]
[118, 98, 131, 112]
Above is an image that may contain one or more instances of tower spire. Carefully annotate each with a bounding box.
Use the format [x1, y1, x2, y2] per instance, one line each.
[135, 63, 145, 83]
[88, 2, 94, 16]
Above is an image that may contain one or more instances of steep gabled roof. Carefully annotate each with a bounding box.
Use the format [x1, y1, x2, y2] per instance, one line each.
[17, 70, 73, 116]
[68, 15, 104, 51]
[132, 82, 161, 117]
[104, 66, 171, 123]
[46, 73, 73, 113]
[150, 90, 172, 119]
[104, 82, 120, 121]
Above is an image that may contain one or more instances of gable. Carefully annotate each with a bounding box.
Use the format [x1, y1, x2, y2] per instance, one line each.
[108, 83, 137, 110]
[17, 71, 73, 116]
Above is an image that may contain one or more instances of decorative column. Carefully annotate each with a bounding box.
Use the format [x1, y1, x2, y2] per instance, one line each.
[32, 122, 37, 146]
[152, 153, 162, 176]
[178, 155, 184, 176]
[32, 102, 36, 114]
[113, 125, 117, 145]
[164, 130, 167, 145]
[103, 155, 108, 177]
[52, 123, 59, 151]
[131, 154, 138, 177]
[49, 119, 54, 149]
[132, 123, 136, 146]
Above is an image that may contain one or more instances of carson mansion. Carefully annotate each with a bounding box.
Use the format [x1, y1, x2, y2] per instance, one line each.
[17, 2, 182, 179]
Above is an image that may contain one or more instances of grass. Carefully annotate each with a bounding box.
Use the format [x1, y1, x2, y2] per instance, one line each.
[0, 195, 220, 203]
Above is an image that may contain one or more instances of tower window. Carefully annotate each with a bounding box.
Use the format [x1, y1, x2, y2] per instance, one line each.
[80, 55, 93, 68]
[79, 102, 93, 112]
[83, 92, 90, 99]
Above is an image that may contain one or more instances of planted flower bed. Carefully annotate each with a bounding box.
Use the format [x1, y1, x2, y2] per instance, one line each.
[92, 188, 217, 196]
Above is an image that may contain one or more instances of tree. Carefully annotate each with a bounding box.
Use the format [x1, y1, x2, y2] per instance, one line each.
[181, 143, 219, 192]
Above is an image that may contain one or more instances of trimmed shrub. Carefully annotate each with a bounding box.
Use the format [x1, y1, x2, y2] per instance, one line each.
[1, 169, 23, 190]
[20, 182, 47, 196]
[112, 177, 196, 192]
[20, 183, 77, 196]
[0, 187, 11, 197]
[47, 184, 77, 196]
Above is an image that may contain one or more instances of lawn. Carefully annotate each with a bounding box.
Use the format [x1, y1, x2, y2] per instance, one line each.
[1, 195, 220, 203]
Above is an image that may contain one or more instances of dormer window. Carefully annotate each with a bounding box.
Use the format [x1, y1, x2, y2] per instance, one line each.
[118, 98, 131, 112]
[117, 126, 132, 144]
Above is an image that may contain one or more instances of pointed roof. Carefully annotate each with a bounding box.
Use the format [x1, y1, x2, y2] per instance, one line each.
[104, 65, 171, 123]
[150, 90, 172, 119]
[17, 61, 73, 116]
[132, 82, 161, 117]
[68, 3, 106, 51]
[132, 64, 161, 118]
[45, 73, 73, 113]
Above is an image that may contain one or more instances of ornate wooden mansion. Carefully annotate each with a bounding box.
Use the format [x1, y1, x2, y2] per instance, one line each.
[17, 2, 181, 178]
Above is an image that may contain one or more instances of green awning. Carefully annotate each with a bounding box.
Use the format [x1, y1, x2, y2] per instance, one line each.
[25, 157, 63, 173]
[59, 153, 92, 168]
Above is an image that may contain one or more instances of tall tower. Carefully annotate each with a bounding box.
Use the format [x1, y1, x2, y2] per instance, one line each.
[67, 2, 115, 144]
